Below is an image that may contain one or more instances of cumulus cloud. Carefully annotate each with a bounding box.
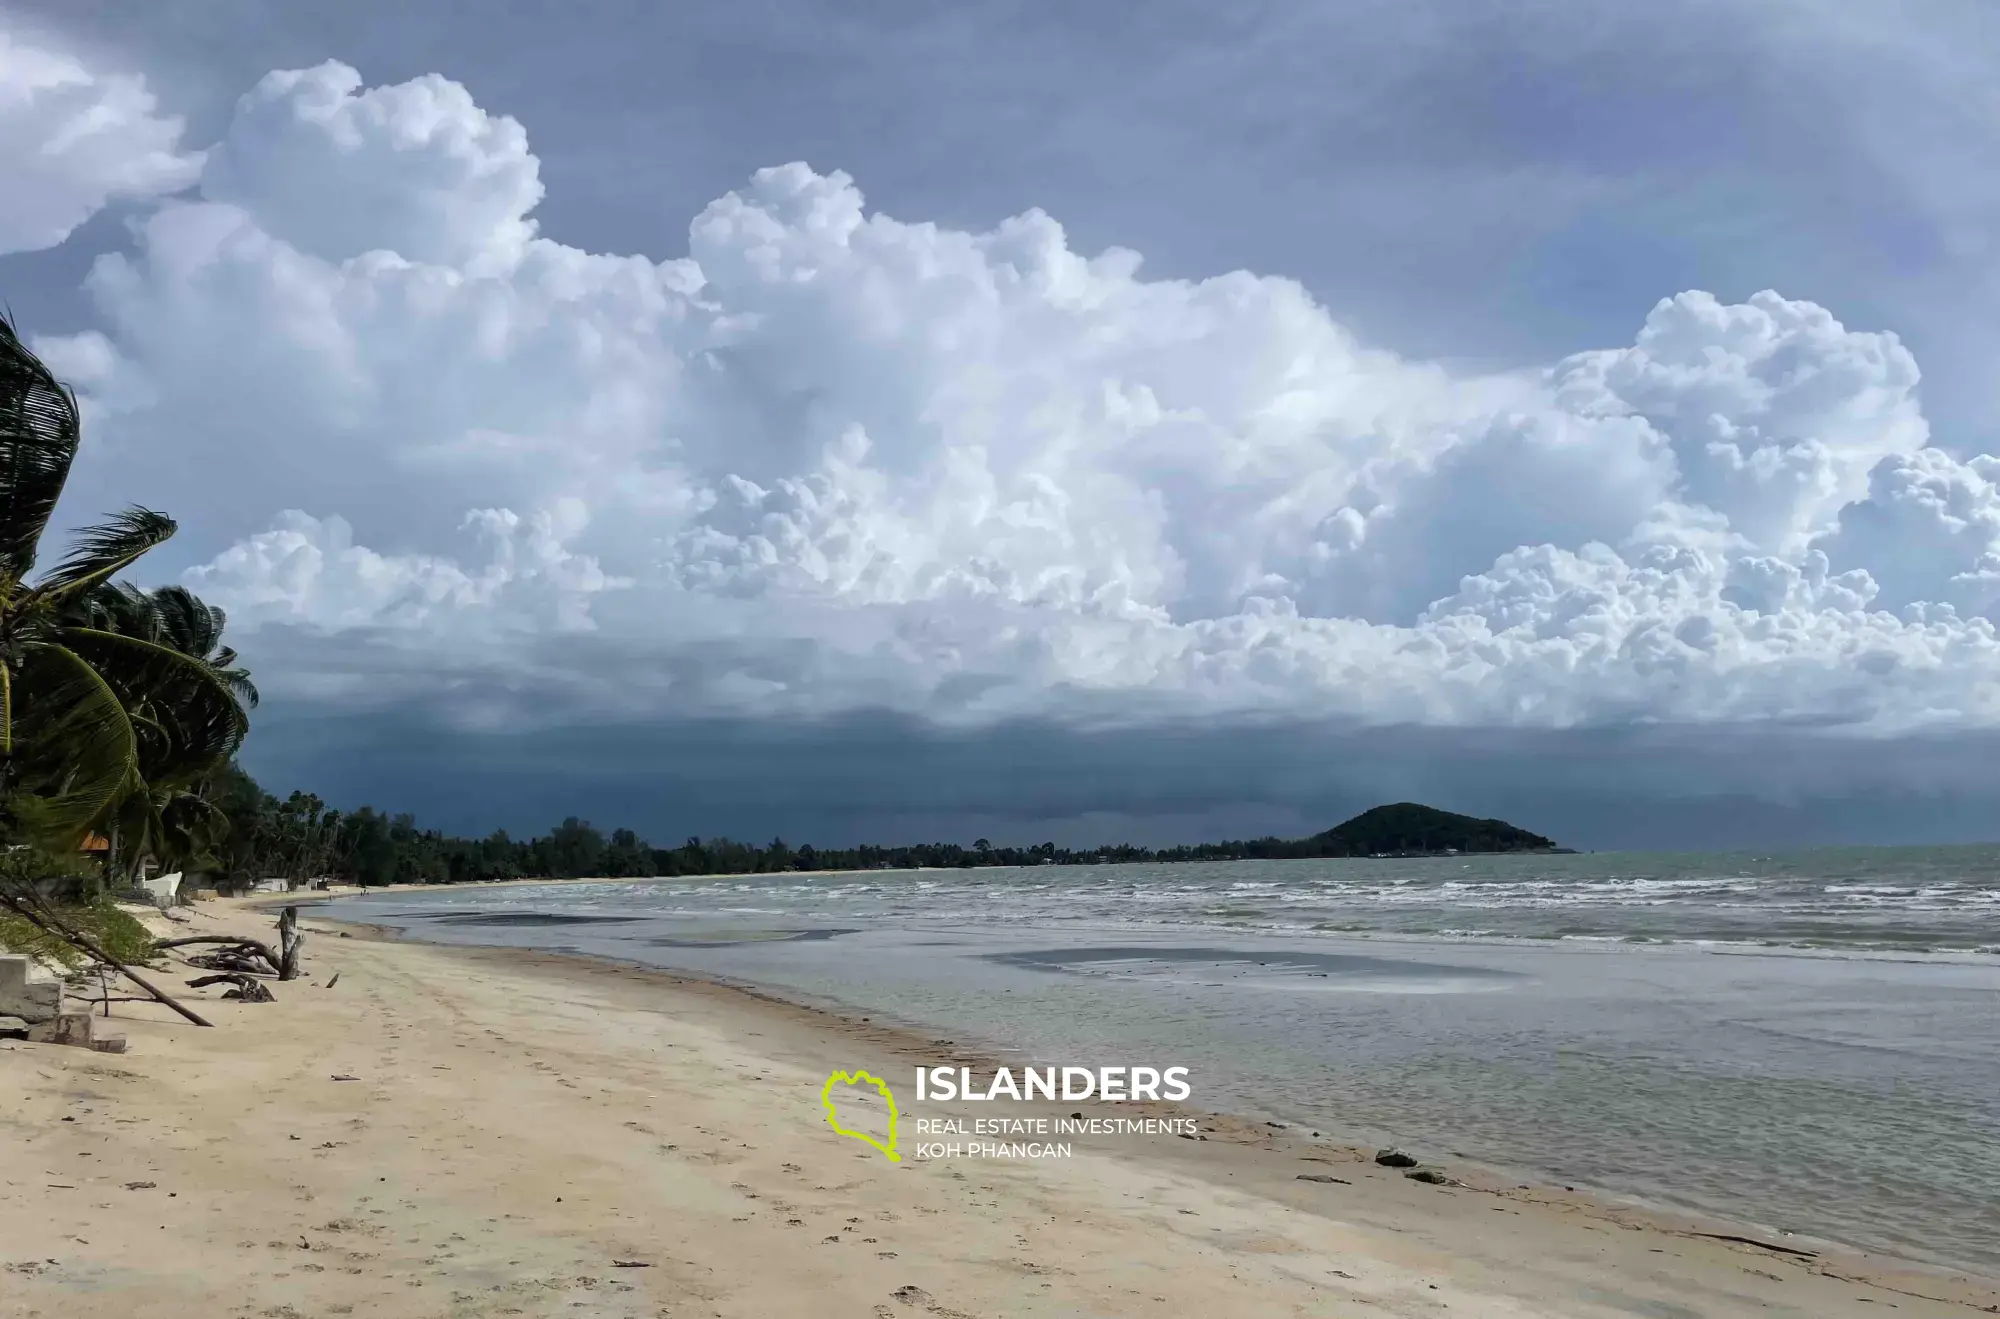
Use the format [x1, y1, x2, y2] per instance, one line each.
[0, 31, 200, 255]
[199, 62, 543, 270]
[1816, 448, 2000, 618]
[31, 61, 2000, 735]
[185, 502, 624, 634]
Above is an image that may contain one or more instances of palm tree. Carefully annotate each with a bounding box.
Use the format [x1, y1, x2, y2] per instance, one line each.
[0, 312, 250, 853]
[75, 583, 260, 878]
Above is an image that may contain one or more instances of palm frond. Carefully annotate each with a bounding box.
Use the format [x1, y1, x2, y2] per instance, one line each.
[31, 506, 177, 604]
[4, 643, 141, 847]
[145, 584, 227, 657]
[59, 626, 251, 781]
[220, 668, 261, 709]
[0, 313, 81, 586]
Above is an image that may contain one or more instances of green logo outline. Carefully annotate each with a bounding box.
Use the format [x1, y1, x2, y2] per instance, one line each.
[821, 1069, 901, 1162]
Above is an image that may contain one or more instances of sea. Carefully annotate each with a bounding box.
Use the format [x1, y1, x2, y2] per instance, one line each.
[326, 845, 2000, 1276]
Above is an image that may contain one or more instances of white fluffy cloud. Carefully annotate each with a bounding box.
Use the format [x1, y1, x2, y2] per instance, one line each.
[199, 62, 542, 270]
[0, 32, 200, 255]
[32, 61, 2000, 733]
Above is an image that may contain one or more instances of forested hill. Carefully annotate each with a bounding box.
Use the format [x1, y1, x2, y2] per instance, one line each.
[1113, 802, 1561, 862]
[1308, 803, 1558, 856]
[213, 766, 1564, 887]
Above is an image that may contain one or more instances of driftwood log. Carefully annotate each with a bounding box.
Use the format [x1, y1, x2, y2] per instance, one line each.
[185, 950, 275, 975]
[155, 935, 282, 971]
[185, 973, 276, 1003]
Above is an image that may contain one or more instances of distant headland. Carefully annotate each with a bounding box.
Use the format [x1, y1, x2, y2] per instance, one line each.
[1146, 802, 1572, 863]
[212, 762, 1569, 887]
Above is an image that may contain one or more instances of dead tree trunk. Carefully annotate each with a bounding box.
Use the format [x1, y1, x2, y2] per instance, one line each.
[277, 906, 302, 982]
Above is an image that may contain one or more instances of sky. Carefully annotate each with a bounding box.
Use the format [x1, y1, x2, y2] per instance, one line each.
[3, 0, 1999, 850]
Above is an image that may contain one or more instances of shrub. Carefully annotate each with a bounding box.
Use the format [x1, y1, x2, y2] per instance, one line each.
[0, 845, 155, 968]
[0, 900, 156, 970]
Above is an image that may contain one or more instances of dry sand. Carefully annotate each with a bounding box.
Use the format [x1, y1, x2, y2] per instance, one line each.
[2, 901, 1996, 1319]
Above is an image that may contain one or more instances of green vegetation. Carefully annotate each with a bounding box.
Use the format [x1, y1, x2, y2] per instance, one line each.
[0, 899, 155, 969]
[0, 846, 156, 965]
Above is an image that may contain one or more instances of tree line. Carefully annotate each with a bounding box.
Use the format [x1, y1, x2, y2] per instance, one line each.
[206, 762, 1282, 887]
[211, 764, 1111, 887]
[208, 770, 1561, 889]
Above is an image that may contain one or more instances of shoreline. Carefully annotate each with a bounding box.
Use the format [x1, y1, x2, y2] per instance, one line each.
[278, 886, 2000, 1273]
[316, 901, 1996, 1297]
[3, 899, 1994, 1318]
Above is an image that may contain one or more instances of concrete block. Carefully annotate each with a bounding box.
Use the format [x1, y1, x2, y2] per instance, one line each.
[28, 1011, 96, 1048]
[0, 954, 62, 1023]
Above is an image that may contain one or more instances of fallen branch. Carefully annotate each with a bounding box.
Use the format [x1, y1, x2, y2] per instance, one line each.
[0, 890, 213, 1028]
[186, 973, 275, 1003]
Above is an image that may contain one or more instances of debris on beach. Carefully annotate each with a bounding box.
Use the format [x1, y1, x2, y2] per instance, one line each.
[1297, 1174, 1351, 1185]
[159, 935, 283, 977]
[158, 908, 304, 992]
[1374, 1149, 1419, 1168]
[186, 973, 275, 1002]
[1405, 1169, 1460, 1186]
[1686, 1232, 1818, 1259]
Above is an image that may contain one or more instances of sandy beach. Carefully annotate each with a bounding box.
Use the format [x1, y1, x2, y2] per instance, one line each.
[3, 901, 1996, 1319]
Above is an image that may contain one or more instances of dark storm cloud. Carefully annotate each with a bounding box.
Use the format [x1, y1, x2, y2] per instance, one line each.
[239, 706, 2000, 853]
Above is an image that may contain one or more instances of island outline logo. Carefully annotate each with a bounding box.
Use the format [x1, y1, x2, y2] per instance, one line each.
[820, 1068, 902, 1162]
